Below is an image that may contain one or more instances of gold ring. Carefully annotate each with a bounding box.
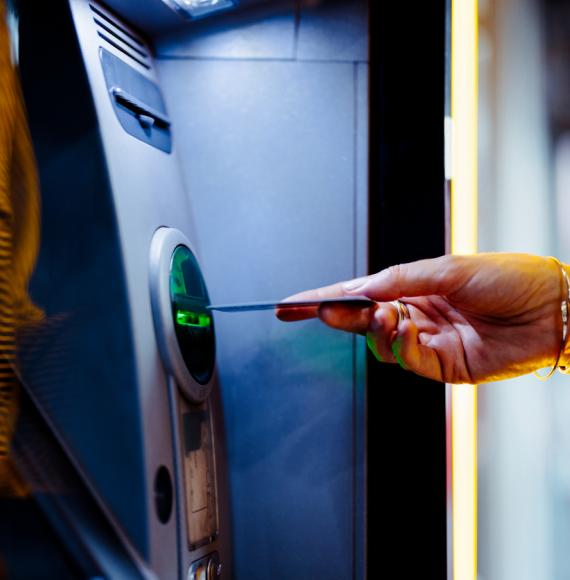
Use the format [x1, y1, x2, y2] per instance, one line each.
[390, 300, 410, 325]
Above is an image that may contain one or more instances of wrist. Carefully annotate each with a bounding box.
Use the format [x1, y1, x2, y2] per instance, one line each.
[534, 257, 570, 380]
[560, 263, 570, 371]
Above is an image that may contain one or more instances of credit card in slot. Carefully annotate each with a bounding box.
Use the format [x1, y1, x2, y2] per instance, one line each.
[207, 296, 375, 312]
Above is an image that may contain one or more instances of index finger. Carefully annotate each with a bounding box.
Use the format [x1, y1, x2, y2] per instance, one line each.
[276, 279, 365, 321]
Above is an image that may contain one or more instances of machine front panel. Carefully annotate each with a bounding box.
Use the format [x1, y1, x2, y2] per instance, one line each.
[17, 1, 232, 578]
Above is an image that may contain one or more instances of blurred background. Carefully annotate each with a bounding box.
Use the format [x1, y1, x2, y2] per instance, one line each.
[477, 0, 570, 578]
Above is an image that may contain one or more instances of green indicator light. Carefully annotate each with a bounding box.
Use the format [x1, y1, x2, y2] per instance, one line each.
[171, 248, 188, 296]
[169, 244, 215, 385]
[176, 309, 211, 328]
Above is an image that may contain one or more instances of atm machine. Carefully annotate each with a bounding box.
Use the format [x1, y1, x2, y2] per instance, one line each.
[16, 1, 231, 578]
[8, 0, 448, 578]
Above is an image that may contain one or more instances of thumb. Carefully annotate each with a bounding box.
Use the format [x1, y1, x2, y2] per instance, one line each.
[344, 255, 463, 301]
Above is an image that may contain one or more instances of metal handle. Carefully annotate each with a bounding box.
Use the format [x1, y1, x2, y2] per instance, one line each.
[110, 86, 171, 128]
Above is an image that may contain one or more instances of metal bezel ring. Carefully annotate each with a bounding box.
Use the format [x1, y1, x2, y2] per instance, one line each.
[149, 227, 214, 403]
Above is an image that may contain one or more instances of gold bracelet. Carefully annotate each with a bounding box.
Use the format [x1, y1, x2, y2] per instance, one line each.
[534, 257, 570, 380]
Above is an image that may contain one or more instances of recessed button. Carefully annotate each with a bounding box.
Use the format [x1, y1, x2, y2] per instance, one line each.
[207, 557, 222, 578]
[189, 561, 207, 580]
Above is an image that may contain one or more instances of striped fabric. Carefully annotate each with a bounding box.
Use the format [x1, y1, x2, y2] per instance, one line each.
[0, 0, 43, 496]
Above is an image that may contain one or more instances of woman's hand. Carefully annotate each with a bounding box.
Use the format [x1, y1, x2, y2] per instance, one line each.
[276, 253, 568, 384]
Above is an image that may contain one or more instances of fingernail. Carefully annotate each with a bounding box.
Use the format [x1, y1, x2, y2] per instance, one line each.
[343, 277, 368, 292]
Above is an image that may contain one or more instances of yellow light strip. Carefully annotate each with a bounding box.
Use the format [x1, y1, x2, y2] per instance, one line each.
[450, 0, 478, 579]
[451, 386, 477, 579]
[451, 0, 478, 255]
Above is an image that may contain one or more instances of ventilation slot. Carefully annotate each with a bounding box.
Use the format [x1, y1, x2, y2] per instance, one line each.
[89, 3, 151, 70]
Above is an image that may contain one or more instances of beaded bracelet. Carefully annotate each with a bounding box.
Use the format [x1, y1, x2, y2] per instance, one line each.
[534, 257, 570, 380]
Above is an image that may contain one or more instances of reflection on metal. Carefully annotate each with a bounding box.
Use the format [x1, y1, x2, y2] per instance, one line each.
[450, 0, 478, 578]
[161, 0, 238, 20]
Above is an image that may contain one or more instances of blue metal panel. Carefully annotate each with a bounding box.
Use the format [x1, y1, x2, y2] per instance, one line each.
[156, 2, 296, 60]
[158, 59, 355, 299]
[354, 61, 369, 580]
[356, 63, 369, 277]
[297, 0, 368, 62]
[158, 53, 365, 578]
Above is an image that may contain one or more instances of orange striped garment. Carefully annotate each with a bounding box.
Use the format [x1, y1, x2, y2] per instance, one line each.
[0, 0, 42, 496]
